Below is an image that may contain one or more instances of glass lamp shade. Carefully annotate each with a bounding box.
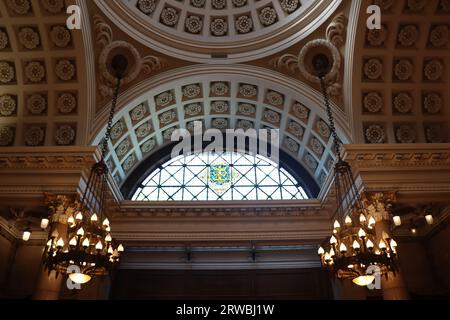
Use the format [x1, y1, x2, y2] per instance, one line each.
[22, 230, 31, 242]
[352, 275, 375, 287]
[69, 273, 92, 284]
[393, 216, 402, 226]
[40, 218, 49, 229]
[425, 215, 434, 225]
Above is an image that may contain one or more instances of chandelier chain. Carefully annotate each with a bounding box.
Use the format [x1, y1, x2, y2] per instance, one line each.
[101, 78, 122, 160]
[319, 77, 341, 160]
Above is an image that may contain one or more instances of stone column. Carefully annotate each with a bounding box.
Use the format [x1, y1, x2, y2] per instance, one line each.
[375, 220, 410, 300]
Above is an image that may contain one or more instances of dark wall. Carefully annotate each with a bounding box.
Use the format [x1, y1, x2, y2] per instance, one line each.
[111, 269, 333, 300]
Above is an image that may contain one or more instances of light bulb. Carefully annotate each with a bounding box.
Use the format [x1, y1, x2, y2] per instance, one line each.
[393, 216, 402, 227]
[75, 211, 83, 221]
[91, 213, 98, 222]
[56, 238, 64, 248]
[69, 237, 77, 247]
[106, 226, 111, 232]
[330, 248, 336, 257]
[40, 218, 49, 229]
[345, 215, 352, 226]
[102, 218, 110, 227]
[368, 217, 376, 228]
[105, 234, 112, 242]
[359, 214, 367, 224]
[425, 215, 434, 225]
[67, 216, 75, 226]
[22, 230, 31, 242]
[318, 247, 325, 255]
[108, 246, 114, 255]
[330, 235, 337, 245]
[352, 240, 361, 250]
[390, 239, 398, 248]
[95, 241, 103, 250]
[76, 227, 84, 237]
[379, 240, 387, 250]
[411, 228, 417, 235]
[82, 238, 90, 248]
[117, 244, 124, 252]
[333, 220, 341, 229]
[366, 239, 374, 249]
[358, 228, 366, 238]
[324, 252, 332, 262]
[46, 239, 52, 247]
[333, 229, 338, 234]
[339, 243, 347, 253]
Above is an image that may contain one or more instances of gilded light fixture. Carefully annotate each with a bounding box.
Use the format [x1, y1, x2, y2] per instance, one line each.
[41, 55, 128, 284]
[313, 54, 399, 286]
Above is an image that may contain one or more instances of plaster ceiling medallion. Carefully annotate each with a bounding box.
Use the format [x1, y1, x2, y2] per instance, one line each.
[272, 13, 346, 97]
[57, 93, 77, 114]
[365, 125, 386, 144]
[363, 92, 383, 113]
[26, 93, 47, 115]
[0, 126, 15, 146]
[94, 15, 163, 97]
[287, 120, 304, 139]
[0, 29, 10, 50]
[55, 124, 76, 145]
[0, 94, 17, 117]
[6, 0, 32, 15]
[50, 25, 72, 48]
[18, 27, 40, 50]
[24, 126, 45, 146]
[98, 0, 339, 62]
[0, 61, 15, 84]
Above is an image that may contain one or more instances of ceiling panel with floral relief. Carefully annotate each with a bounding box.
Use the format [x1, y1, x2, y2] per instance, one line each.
[0, 0, 88, 147]
[352, 0, 450, 145]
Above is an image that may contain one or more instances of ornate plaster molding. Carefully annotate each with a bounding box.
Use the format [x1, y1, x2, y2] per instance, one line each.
[271, 13, 348, 97]
[93, 14, 164, 98]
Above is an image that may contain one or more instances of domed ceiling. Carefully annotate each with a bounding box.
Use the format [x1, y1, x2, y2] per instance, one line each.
[96, 0, 340, 62]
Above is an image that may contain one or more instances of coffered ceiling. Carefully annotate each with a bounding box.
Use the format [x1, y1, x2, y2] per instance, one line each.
[352, 0, 450, 144]
[0, 0, 90, 148]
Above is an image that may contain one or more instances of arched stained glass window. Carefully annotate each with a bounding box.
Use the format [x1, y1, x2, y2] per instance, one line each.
[132, 152, 309, 201]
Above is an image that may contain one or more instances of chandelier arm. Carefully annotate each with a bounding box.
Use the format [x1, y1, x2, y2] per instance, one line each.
[101, 77, 123, 161]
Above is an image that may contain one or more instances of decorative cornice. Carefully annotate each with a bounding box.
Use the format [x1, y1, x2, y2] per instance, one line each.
[344, 144, 450, 168]
[112, 199, 331, 218]
[0, 147, 100, 170]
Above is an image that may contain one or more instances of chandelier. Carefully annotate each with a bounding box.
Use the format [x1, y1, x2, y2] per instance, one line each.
[41, 55, 128, 285]
[313, 54, 399, 287]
